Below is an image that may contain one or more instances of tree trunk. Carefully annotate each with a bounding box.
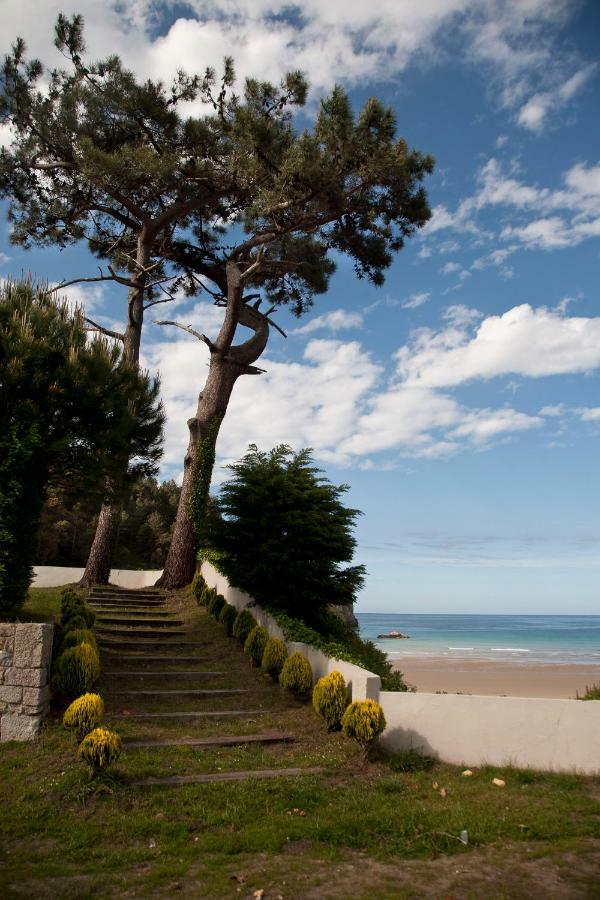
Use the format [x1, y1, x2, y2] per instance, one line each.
[78, 247, 148, 587]
[78, 500, 119, 586]
[157, 262, 270, 589]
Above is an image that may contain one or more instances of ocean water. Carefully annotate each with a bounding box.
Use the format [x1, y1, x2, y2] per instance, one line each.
[356, 614, 600, 666]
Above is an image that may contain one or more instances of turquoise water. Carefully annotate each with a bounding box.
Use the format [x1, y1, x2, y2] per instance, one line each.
[356, 614, 600, 666]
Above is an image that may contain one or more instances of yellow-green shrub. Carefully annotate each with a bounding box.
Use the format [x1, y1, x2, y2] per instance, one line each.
[208, 592, 225, 618]
[312, 671, 348, 730]
[341, 699, 386, 748]
[51, 643, 100, 697]
[191, 570, 206, 602]
[63, 693, 104, 741]
[279, 652, 313, 697]
[244, 625, 269, 666]
[232, 608, 257, 644]
[78, 727, 122, 772]
[60, 628, 98, 655]
[261, 637, 288, 681]
[219, 602, 238, 636]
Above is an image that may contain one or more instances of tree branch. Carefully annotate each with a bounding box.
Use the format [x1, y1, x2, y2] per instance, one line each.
[84, 318, 124, 341]
[154, 319, 216, 352]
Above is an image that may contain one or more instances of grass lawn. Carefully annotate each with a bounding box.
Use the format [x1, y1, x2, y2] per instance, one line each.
[18, 586, 63, 622]
[1, 587, 598, 898]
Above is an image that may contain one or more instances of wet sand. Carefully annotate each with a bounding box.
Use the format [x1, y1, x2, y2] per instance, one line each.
[393, 657, 600, 699]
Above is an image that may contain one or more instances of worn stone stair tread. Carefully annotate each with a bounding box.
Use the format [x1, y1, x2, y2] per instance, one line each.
[110, 688, 249, 696]
[96, 628, 188, 638]
[131, 767, 323, 787]
[99, 643, 209, 653]
[96, 617, 184, 627]
[111, 709, 266, 719]
[90, 598, 166, 605]
[123, 731, 295, 749]
[91, 605, 170, 613]
[105, 670, 225, 677]
[102, 655, 212, 663]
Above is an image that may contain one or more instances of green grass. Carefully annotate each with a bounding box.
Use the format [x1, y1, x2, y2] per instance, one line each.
[19, 586, 63, 622]
[1, 585, 599, 898]
[577, 682, 600, 700]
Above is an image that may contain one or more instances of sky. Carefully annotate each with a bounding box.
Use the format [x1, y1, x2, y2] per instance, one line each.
[1, 0, 600, 614]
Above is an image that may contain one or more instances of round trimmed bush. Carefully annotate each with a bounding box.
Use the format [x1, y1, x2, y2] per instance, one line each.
[341, 699, 386, 748]
[191, 570, 206, 602]
[60, 589, 95, 628]
[63, 693, 104, 741]
[232, 609, 257, 644]
[62, 614, 89, 633]
[78, 727, 122, 772]
[279, 652, 313, 697]
[244, 625, 269, 666]
[60, 628, 98, 655]
[312, 671, 348, 730]
[207, 592, 225, 619]
[261, 637, 288, 681]
[51, 643, 101, 697]
[218, 602, 238, 636]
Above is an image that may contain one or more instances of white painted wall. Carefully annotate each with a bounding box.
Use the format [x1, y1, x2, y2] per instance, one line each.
[379, 691, 600, 774]
[32, 566, 162, 589]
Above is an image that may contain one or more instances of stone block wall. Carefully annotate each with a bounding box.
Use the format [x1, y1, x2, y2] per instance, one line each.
[0, 622, 54, 741]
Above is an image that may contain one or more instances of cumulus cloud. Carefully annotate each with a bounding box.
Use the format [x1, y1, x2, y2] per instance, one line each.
[517, 64, 596, 132]
[292, 308, 363, 335]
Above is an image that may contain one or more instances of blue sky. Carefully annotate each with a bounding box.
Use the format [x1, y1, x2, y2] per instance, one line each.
[2, 1, 600, 613]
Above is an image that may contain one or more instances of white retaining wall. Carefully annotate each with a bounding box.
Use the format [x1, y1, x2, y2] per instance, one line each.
[32, 566, 162, 589]
[201, 561, 600, 774]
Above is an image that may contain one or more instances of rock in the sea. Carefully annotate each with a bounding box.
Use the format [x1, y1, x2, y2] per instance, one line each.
[377, 630, 410, 639]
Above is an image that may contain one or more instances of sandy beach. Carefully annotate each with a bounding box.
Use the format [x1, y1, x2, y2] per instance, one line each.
[393, 657, 600, 699]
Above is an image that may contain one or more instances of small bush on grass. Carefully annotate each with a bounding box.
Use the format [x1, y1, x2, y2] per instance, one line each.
[313, 671, 348, 730]
[577, 682, 600, 700]
[342, 699, 386, 751]
[63, 693, 104, 742]
[191, 570, 207, 602]
[279, 652, 313, 698]
[244, 625, 269, 666]
[52, 643, 100, 697]
[60, 588, 95, 628]
[61, 614, 88, 633]
[387, 748, 436, 773]
[262, 637, 288, 681]
[232, 608, 257, 644]
[207, 593, 225, 619]
[60, 628, 98, 655]
[219, 602, 238, 636]
[78, 727, 121, 774]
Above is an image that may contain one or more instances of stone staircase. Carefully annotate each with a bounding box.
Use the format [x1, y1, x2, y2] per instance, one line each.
[89, 585, 325, 787]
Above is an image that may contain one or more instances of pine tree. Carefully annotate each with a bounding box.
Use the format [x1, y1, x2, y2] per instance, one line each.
[1, 16, 434, 588]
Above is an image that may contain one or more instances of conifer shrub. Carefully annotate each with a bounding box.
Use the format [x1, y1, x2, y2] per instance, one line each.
[60, 628, 98, 655]
[341, 699, 386, 749]
[279, 652, 313, 697]
[63, 693, 104, 741]
[78, 727, 122, 773]
[51, 643, 100, 697]
[244, 625, 269, 666]
[207, 592, 225, 619]
[312, 671, 348, 730]
[232, 608, 257, 644]
[191, 570, 206, 602]
[62, 614, 89, 633]
[60, 588, 95, 628]
[218, 602, 238, 636]
[261, 637, 288, 681]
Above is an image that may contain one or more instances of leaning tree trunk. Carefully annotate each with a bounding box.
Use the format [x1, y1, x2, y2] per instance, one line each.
[78, 253, 148, 588]
[157, 263, 270, 589]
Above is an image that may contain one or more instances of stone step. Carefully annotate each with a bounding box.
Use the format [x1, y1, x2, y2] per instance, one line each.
[111, 709, 266, 720]
[96, 628, 188, 639]
[109, 688, 249, 697]
[91, 606, 170, 615]
[89, 596, 166, 605]
[105, 670, 225, 677]
[95, 616, 184, 627]
[99, 640, 209, 651]
[91, 585, 163, 594]
[102, 654, 212, 663]
[131, 767, 323, 787]
[124, 731, 295, 750]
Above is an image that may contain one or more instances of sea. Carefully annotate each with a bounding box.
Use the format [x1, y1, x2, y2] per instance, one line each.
[356, 614, 600, 666]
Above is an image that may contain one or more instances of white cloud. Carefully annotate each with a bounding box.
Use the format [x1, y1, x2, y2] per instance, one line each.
[540, 404, 566, 417]
[292, 308, 363, 335]
[54, 282, 106, 316]
[0, 252, 11, 266]
[517, 64, 596, 132]
[441, 261, 460, 275]
[396, 304, 600, 388]
[577, 407, 600, 423]
[450, 408, 542, 443]
[402, 291, 431, 310]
